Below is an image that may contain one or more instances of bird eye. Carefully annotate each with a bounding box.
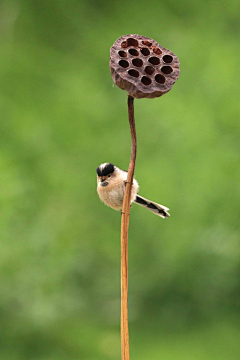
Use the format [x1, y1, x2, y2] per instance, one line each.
[108, 174, 111, 177]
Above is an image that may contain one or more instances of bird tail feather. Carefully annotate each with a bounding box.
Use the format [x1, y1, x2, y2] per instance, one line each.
[134, 195, 170, 218]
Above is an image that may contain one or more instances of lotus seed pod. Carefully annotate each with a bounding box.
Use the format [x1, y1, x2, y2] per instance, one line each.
[110, 34, 180, 99]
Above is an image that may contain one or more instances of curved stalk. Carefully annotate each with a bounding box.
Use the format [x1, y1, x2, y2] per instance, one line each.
[120, 95, 136, 360]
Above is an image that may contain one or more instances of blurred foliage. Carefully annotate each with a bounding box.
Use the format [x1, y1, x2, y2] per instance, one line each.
[0, 0, 240, 359]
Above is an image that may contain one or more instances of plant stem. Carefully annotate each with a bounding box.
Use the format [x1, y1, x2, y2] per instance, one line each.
[120, 95, 136, 360]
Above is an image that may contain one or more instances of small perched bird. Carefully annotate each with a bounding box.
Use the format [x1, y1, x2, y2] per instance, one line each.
[96, 163, 170, 218]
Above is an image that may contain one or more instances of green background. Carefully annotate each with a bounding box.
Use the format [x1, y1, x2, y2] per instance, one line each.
[1, 0, 240, 359]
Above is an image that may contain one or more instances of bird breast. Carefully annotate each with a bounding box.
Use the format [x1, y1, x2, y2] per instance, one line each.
[97, 174, 139, 211]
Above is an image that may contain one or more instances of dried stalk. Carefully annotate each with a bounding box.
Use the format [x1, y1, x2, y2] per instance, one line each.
[120, 95, 136, 360]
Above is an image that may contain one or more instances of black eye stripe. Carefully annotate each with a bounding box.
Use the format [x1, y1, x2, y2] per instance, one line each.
[96, 163, 114, 176]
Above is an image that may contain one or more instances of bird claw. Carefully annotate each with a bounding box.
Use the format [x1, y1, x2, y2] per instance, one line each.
[124, 180, 133, 186]
[121, 210, 131, 215]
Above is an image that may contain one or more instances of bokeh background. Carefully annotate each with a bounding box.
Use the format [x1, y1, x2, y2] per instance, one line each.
[1, 0, 240, 359]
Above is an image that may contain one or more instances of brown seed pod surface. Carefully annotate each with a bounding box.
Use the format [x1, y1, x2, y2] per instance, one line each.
[110, 34, 180, 99]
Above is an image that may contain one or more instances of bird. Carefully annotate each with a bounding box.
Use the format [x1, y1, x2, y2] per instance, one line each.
[96, 163, 170, 218]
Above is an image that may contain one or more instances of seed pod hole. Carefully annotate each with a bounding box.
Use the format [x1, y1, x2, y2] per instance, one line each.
[161, 66, 173, 74]
[119, 60, 129, 68]
[141, 48, 150, 56]
[128, 48, 139, 56]
[141, 76, 152, 85]
[132, 58, 143, 67]
[148, 57, 160, 65]
[142, 40, 152, 47]
[145, 66, 155, 75]
[153, 47, 162, 55]
[110, 34, 180, 98]
[121, 38, 138, 48]
[118, 50, 127, 57]
[155, 73, 166, 84]
[128, 69, 139, 78]
[163, 55, 173, 63]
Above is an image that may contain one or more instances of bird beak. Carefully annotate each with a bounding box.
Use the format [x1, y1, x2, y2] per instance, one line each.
[100, 177, 108, 187]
